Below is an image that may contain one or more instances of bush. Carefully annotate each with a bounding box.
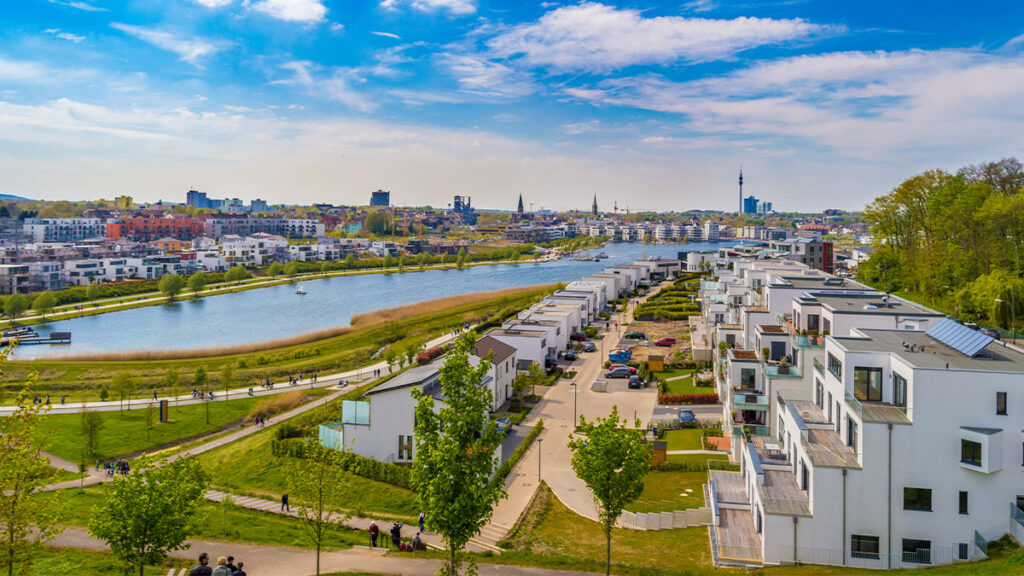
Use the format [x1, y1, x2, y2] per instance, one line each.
[490, 420, 543, 489]
[416, 346, 445, 365]
[247, 390, 307, 423]
[658, 393, 719, 405]
[270, 439, 414, 489]
[274, 423, 303, 440]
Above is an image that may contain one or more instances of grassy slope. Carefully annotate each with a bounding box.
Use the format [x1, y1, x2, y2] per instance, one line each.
[627, 469, 707, 513]
[25, 546, 191, 576]
[4, 286, 551, 400]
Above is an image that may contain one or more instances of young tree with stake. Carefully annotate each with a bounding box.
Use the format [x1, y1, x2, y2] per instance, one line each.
[290, 445, 348, 576]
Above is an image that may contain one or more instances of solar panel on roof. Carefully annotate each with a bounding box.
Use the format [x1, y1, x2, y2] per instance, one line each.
[926, 318, 994, 357]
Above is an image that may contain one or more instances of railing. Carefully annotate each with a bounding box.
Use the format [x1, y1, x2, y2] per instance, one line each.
[733, 423, 770, 437]
[974, 530, 988, 558]
[844, 390, 864, 416]
[1011, 504, 1024, 544]
[718, 545, 763, 563]
[774, 545, 963, 568]
[733, 393, 769, 411]
[813, 357, 824, 376]
[791, 333, 825, 349]
[765, 365, 803, 379]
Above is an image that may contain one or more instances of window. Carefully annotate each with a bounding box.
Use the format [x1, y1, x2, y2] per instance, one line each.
[851, 535, 880, 559]
[997, 392, 1007, 415]
[827, 353, 842, 380]
[854, 367, 883, 402]
[893, 373, 908, 408]
[958, 543, 970, 561]
[800, 459, 809, 491]
[741, 368, 756, 389]
[846, 417, 858, 451]
[959, 491, 969, 515]
[807, 314, 820, 333]
[815, 379, 823, 408]
[902, 539, 932, 564]
[903, 487, 932, 511]
[961, 439, 982, 467]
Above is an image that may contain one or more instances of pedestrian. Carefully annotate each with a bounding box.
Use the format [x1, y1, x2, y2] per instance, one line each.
[281, 493, 289, 512]
[369, 521, 379, 548]
[153, 391, 158, 401]
[390, 521, 403, 549]
[412, 532, 423, 551]
[225, 556, 238, 573]
[418, 510, 425, 533]
[188, 552, 213, 576]
[231, 561, 246, 576]
[211, 556, 232, 576]
[60, 395, 65, 405]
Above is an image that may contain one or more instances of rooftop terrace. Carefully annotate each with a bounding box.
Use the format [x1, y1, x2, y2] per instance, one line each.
[834, 328, 1024, 373]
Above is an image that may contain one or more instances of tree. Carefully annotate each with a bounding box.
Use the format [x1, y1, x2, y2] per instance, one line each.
[159, 274, 184, 301]
[290, 445, 349, 576]
[4, 293, 28, 323]
[384, 348, 397, 373]
[225, 266, 249, 283]
[112, 370, 136, 414]
[456, 247, 467, 270]
[88, 457, 209, 576]
[86, 281, 101, 300]
[80, 409, 103, 462]
[284, 261, 299, 278]
[320, 261, 329, 275]
[267, 262, 284, 277]
[568, 406, 652, 576]
[0, 383, 65, 576]
[186, 271, 207, 298]
[411, 334, 505, 576]
[344, 253, 356, 268]
[364, 211, 391, 236]
[164, 369, 179, 404]
[512, 361, 545, 409]
[383, 253, 394, 270]
[32, 291, 56, 318]
[404, 342, 420, 367]
[220, 365, 235, 402]
[99, 384, 110, 402]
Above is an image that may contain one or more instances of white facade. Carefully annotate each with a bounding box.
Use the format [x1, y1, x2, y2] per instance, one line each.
[24, 218, 105, 243]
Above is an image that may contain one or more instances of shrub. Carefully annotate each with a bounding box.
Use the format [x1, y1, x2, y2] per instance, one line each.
[490, 420, 543, 489]
[658, 393, 719, 405]
[416, 346, 445, 365]
[274, 422, 303, 440]
[270, 439, 414, 489]
[247, 390, 307, 423]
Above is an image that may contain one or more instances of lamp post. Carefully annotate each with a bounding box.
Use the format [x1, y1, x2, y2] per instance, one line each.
[570, 382, 578, 429]
[536, 437, 544, 482]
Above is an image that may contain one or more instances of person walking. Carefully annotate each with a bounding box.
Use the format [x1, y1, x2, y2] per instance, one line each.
[369, 521, 379, 548]
[418, 510, 425, 534]
[211, 556, 232, 576]
[231, 561, 246, 576]
[225, 556, 238, 573]
[188, 553, 212, 576]
[281, 493, 289, 512]
[390, 521, 403, 549]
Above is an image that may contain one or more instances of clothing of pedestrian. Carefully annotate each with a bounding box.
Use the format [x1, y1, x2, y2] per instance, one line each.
[188, 553, 213, 576]
[390, 521, 403, 548]
[412, 532, 423, 551]
[418, 511, 425, 533]
[231, 561, 246, 576]
[225, 556, 237, 572]
[369, 521, 379, 548]
[211, 556, 232, 576]
[281, 493, 289, 511]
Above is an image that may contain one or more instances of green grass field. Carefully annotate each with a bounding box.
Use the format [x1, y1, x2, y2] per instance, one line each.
[21, 546, 191, 576]
[626, 469, 707, 513]
[666, 453, 729, 467]
[663, 428, 704, 450]
[33, 394, 276, 462]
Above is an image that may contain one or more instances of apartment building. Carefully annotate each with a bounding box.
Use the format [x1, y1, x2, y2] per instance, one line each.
[27, 261, 65, 291]
[63, 258, 131, 286]
[0, 264, 30, 294]
[219, 234, 288, 267]
[105, 217, 203, 241]
[24, 218, 105, 243]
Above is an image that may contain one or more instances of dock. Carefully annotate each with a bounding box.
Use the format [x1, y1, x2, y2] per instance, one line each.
[1, 331, 71, 345]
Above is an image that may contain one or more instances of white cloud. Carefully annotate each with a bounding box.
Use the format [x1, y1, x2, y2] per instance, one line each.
[329, 22, 345, 33]
[48, 0, 107, 12]
[250, 0, 327, 23]
[682, 0, 717, 13]
[45, 29, 85, 43]
[562, 120, 600, 135]
[191, 0, 232, 7]
[438, 53, 537, 98]
[111, 23, 227, 68]
[272, 61, 375, 112]
[371, 31, 402, 40]
[487, 2, 837, 73]
[380, 0, 476, 16]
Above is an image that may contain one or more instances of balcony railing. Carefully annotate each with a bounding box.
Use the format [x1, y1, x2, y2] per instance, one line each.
[844, 390, 863, 416]
[732, 424, 770, 437]
[791, 333, 825, 349]
[813, 357, 824, 376]
[733, 393, 769, 411]
[765, 365, 803, 379]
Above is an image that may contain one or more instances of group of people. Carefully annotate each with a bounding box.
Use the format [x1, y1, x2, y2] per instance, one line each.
[31, 394, 51, 405]
[190, 388, 215, 400]
[366, 512, 427, 552]
[100, 460, 130, 477]
[286, 371, 318, 385]
[188, 553, 246, 576]
[253, 414, 269, 428]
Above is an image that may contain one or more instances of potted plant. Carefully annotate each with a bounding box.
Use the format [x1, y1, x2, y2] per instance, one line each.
[778, 356, 791, 375]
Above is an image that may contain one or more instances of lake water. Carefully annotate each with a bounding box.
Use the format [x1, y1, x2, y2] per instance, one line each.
[21, 241, 732, 358]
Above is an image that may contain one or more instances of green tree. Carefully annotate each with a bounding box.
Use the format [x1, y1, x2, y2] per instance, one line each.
[267, 262, 284, 277]
[0, 383, 65, 576]
[568, 406, 652, 576]
[384, 348, 397, 373]
[88, 457, 210, 576]
[411, 334, 505, 576]
[4, 293, 28, 323]
[512, 361, 545, 408]
[186, 271, 207, 298]
[320, 261, 329, 275]
[225, 266, 249, 283]
[289, 445, 349, 576]
[364, 211, 392, 236]
[284, 261, 299, 278]
[31, 291, 56, 317]
[86, 281, 101, 300]
[80, 409, 103, 461]
[404, 342, 421, 367]
[383, 253, 394, 269]
[344, 253, 356, 268]
[99, 384, 110, 402]
[158, 274, 184, 301]
[221, 365, 235, 402]
[112, 370, 136, 414]
[456, 247, 467, 270]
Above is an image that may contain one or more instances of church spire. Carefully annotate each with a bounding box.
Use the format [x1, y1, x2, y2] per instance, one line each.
[517, 193, 524, 214]
[592, 194, 598, 216]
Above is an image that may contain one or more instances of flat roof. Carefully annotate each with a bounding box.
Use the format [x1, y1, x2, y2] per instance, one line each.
[506, 318, 559, 327]
[833, 328, 1024, 373]
[489, 328, 546, 339]
[729, 349, 759, 362]
[366, 361, 442, 396]
[802, 293, 940, 316]
[757, 325, 786, 334]
[773, 276, 872, 290]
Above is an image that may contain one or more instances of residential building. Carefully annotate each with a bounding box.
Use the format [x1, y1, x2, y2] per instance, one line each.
[106, 217, 203, 242]
[0, 264, 30, 294]
[27, 261, 65, 291]
[370, 190, 390, 207]
[24, 218, 105, 243]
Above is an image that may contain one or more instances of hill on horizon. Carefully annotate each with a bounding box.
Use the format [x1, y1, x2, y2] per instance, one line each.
[0, 194, 32, 201]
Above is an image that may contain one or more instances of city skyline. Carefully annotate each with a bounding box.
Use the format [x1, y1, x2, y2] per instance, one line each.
[3, 1, 1024, 210]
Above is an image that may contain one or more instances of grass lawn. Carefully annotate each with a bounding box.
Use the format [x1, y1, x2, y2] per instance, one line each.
[663, 428, 704, 450]
[663, 375, 701, 395]
[666, 453, 730, 467]
[33, 394, 277, 463]
[197, 425, 420, 521]
[627, 469, 707, 513]
[42, 485, 366, 549]
[21, 546, 190, 576]
[654, 367, 696, 381]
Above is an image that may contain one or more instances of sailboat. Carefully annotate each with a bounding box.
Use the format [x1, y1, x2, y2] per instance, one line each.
[295, 284, 307, 295]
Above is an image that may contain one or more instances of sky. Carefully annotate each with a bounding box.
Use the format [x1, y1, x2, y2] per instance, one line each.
[2, 1, 1024, 212]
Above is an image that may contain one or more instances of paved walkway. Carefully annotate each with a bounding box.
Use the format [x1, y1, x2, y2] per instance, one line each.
[51, 528, 600, 576]
[40, 388, 349, 492]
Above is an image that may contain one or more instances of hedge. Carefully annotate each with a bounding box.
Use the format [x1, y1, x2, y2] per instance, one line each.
[490, 419, 544, 489]
[416, 346, 445, 365]
[658, 393, 719, 405]
[270, 438, 413, 489]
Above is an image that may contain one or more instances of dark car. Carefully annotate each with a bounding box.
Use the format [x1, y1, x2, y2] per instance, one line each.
[581, 342, 596, 352]
[605, 366, 631, 378]
[654, 337, 677, 347]
[628, 375, 641, 389]
[563, 350, 578, 361]
[623, 331, 647, 340]
[570, 332, 588, 342]
[980, 328, 1001, 339]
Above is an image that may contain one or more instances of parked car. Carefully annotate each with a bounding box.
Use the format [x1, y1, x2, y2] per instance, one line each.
[608, 349, 632, 363]
[678, 409, 696, 423]
[608, 364, 638, 375]
[570, 332, 588, 342]
[980, 328, 1001, 339]
[623, 331, 647, 340]
[605, 366, 631, 378]
[581, 342, 596, 352]
[496, 417, 512, 434]
[563, 350, 578, 361]
[654, 336, 677, 347]
[628, 375, 641, 389]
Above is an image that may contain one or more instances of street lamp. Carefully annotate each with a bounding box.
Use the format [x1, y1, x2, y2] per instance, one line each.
[570, 382, 578, 429]
[536, 437, 544, 482]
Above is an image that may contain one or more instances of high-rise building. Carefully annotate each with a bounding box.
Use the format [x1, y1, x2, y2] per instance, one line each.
[370, 190, 390, 207]
[743, 195, 760, 214]
[250, 199, 269, 213]
[186, 189, 210, 209]
[517, 194, 524, 214]
[592, 195, 598, 216]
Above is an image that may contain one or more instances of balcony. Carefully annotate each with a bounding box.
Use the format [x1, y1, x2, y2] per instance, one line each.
[844, 390, 863, 416]
[765, 364, 803, 379]
[732, 424, 770, 437]
[813, 357, 824, 376]
[733, 393, 769, 411]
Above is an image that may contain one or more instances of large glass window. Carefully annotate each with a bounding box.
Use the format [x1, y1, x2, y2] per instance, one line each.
[902, 539, 932, 564]
[961, 440, 982, 467]
[827, 353, 842, 380]
[997, 392, 1007, 415]
[807, 314, 820, 333]
[903, 487, 932, 511]
[741, 368, 756, 389]
[893, 373, 907, 408]
[854, 367, 883, 402]
[851, 535, 880, 559]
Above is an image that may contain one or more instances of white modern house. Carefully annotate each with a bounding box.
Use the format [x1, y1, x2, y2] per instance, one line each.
[502, 317, 565, 357]
[582, 273, 626, 301]
[485, 327, 549, 368]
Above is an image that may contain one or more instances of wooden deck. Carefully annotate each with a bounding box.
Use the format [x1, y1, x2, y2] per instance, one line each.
[717, 509, 763, 562]
[761, 470, 811, 516]
[711, 470, 748, 504]
[862, 403, 911, 424]
[790, 400, 827, 424]
[805, 428, 861, 468]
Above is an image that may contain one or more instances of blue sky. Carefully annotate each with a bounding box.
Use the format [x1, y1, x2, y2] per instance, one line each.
[2, 0, 1024, 211]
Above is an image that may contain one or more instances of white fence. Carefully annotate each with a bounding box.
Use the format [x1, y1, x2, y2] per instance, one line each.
[619, 507, 712, 530]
